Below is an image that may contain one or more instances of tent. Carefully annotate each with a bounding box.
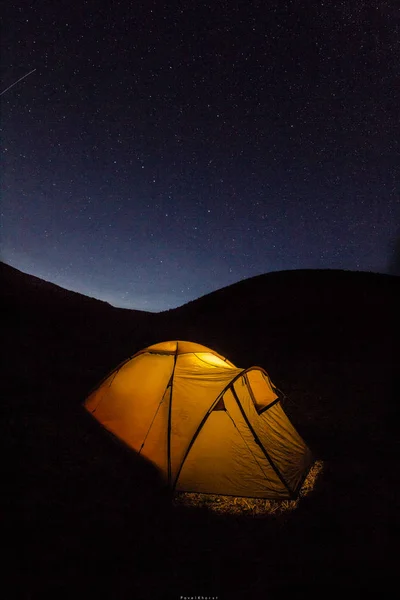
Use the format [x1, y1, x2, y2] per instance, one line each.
[84, 341, 313, 499]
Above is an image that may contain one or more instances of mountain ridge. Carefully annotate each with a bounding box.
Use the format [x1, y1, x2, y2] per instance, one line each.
[2, 260, 397, 317]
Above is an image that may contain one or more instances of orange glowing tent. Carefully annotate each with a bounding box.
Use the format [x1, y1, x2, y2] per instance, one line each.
[84, 341, 313, 499]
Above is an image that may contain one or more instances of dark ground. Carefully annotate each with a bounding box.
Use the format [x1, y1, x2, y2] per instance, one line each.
[2, 263, 398, 598]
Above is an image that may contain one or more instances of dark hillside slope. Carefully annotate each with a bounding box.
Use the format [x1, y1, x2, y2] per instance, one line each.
[2, 261, 159, 411]
[2, 260, 115, 310]
[162, 269, 396, 364]
[2, 264, 399, 595]
[3, 263, 397, 438]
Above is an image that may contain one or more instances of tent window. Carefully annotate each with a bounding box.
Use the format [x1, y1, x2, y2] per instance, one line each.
[245, 376, 261, 412]
[244, 372, 280, 415]
[213, 397, 226, 411]
[194, 353, 232, 368]
[257, 397, 281, 414]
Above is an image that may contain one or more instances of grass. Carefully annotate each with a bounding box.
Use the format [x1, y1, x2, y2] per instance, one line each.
[173, 460, 324, 516]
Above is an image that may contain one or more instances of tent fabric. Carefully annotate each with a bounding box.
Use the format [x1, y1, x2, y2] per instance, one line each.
[84, 340, 313, 499]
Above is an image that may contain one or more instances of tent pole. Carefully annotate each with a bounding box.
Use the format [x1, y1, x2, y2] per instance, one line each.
[167, 342, 179, 486]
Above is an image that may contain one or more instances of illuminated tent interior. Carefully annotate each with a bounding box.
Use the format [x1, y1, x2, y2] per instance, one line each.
[84, 341, 314, 499]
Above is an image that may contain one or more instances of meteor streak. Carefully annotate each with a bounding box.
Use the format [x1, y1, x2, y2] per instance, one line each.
[0, 69, 36, 96]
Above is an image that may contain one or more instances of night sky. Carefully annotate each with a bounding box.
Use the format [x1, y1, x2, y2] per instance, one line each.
[1, 1, 399, 311]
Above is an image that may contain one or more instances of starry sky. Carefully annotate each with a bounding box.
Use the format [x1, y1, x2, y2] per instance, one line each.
[1, 1, 399, 311]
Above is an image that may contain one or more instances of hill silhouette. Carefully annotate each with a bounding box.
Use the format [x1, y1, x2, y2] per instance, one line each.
[2, 262, 398, 596]
[162, 268, 396, 361]
[1, 260, 154, 317]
